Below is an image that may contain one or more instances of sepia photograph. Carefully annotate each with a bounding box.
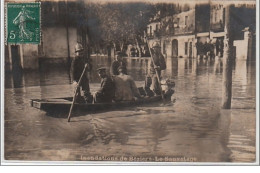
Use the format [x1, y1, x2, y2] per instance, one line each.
[1, 0, 258, 165]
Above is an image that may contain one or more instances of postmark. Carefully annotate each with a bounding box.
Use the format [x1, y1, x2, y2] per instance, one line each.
[5, 2, 41, 44]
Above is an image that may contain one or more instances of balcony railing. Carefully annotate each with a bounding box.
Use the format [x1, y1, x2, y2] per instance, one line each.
[174, 25, 195, 35]
[146, 25, 195, 39]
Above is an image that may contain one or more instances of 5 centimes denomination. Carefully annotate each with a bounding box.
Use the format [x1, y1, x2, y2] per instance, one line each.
[6, 2, 41, 44]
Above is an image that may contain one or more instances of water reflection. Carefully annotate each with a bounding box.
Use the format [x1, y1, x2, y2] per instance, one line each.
[4, 56, 256, 162]
[234, 60, 248, 92]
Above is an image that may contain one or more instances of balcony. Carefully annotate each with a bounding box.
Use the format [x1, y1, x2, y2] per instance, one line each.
[210, 22, 224, 32]
[174, 25, 195, 35]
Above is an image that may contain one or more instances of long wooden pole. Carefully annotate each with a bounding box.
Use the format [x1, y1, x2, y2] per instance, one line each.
[68, 65, 87, 122]
[222, 5, 233, 109]
[65, 0, 70, 64]
[144, 32, 165, 102]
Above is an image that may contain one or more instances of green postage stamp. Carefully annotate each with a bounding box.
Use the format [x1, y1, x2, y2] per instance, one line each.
[5, 2, 41, 44]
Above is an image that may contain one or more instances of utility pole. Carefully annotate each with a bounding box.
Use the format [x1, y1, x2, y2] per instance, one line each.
[222, 5, 233, 109]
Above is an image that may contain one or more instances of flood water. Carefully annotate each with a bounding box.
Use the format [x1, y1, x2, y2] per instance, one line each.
[4, 56, 256, 163]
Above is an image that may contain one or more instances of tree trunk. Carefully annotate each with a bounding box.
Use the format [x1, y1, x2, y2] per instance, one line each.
[120, 42, 124, 52]
[222, 5, 233, 109]
[113, 42, 116, 58]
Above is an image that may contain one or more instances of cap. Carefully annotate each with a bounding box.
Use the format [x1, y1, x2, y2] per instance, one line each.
[152, 42, 161, 48]
[75, 43, 84, 53]
[96, 67, 106, 73]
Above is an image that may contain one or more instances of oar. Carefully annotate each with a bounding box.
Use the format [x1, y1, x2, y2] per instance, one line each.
[68, 65, 88, 122]
[144, 32, 165, 102]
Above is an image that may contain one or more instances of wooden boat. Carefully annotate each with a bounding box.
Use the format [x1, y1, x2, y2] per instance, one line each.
[30, 91, 173, 115]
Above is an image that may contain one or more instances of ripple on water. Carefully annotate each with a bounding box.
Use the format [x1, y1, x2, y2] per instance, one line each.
[4, 57, 256, 162]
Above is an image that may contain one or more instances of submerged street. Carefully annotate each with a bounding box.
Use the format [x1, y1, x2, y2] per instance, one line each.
[4, 56, 256, 162]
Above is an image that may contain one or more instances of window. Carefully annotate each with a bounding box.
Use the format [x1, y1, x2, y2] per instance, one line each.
[185, 16, 188, 26]
[177, 18, 180, 27]
[185, 42, 188, 55]
[163, 41, 166, 54]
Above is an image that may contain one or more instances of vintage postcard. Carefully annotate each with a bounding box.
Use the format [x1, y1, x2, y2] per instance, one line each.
[1, 0, 258, 165]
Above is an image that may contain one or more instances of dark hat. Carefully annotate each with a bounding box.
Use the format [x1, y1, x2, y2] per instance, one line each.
[96, 67, 106, 73]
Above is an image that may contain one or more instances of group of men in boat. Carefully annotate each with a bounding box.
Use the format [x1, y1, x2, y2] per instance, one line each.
[70, 42, 173, 104]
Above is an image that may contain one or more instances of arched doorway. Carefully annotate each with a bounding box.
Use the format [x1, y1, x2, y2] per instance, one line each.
[172, 39, 178, 57]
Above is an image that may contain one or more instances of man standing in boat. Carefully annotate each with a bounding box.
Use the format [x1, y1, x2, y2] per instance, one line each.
[94, 67, 115, 103]
[70, 42, 93, 103]
[148, 42, 166, 95]
[110, 51, 127, 75]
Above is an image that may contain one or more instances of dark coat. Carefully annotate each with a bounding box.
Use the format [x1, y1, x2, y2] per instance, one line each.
[150, 49, 166, 75]
[70, 55, 92, 82]
[110, 60, 127, 75]
[95, 75, 115, 102]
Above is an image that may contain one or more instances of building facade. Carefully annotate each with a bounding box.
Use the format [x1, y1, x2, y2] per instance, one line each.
[146, 2, 256, 60]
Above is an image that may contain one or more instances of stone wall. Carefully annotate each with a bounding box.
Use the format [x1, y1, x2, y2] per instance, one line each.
[20, 45, 39, 70]
[42, 27, 77, 59]
[233, 30, 253, 60]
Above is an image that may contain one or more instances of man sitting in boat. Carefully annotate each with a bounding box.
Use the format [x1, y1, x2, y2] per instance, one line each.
[110, 51, 127, 75]
[144, 76, 155, 97]
[113, 66, 141, 101]
[94, 67, 115, 103]
[160, 79, 175, 100]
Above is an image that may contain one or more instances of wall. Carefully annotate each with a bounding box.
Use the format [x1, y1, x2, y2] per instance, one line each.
[210, 4, 224, 32]
[173, 9, 195, 35]
[233, 31, 252, 60]
[20, 45, 39, 70]
[176, 35, 196, 57]
[42, 26, 77, 59]
[162, 35, 195, 58]
[233, 40, 247, 60]
[165, 39, 172, 58]
[5, 46, 12, 71]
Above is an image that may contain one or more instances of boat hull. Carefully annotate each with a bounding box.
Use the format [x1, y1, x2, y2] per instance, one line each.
[31, 92, 173, 116]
